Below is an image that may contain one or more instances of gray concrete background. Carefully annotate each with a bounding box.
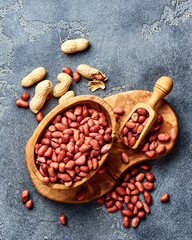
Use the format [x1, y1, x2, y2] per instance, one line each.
[0, 0, 192, 239]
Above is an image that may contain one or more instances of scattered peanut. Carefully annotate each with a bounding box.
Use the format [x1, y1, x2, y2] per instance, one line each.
[61, 38, 89, 54]
[160, 193, 170, 202]
[62, 66, 72, 76]
[21, 67, 46, 87]
[36, 112, 44, 123]
[171, 128, 177, 142]
[58, 91, 75, 104]
[26, 199, 33, 209]
[16, 99, 29, 108]
[21, 92, 30, 101]
[59, 214, 67, 225]
[73, 72, 81, 82]
[77, 64, 107, 81]
[29, 80, 52, 114]
[21, 190, 29, 203]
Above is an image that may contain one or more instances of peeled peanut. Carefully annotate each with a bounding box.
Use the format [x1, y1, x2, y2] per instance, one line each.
[61, 38, 89, 54]
[77, 64, 107, 81]
[16, 99, 29, 108]
[30, 80, 52, 113]
[21, 67, 46, 87]
[59, 91, 75, 104]
[160, 193, 170, 202]
[59, 214, 67, 225]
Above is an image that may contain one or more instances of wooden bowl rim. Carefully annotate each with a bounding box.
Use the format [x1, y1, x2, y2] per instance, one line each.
[25, 95, 116, 190]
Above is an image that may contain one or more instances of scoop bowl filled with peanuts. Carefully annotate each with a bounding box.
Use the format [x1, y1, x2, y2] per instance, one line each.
[25, 95, 116, 196]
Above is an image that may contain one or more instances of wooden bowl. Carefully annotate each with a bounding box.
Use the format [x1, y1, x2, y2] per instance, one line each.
[25, 95, 116, 201]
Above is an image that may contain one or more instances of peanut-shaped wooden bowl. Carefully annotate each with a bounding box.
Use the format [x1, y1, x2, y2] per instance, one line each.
[25, 95, 116, 202]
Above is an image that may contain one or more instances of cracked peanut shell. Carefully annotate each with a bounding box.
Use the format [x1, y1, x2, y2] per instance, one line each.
[89, 80, 106, 92]
[77, 64, 107, 81]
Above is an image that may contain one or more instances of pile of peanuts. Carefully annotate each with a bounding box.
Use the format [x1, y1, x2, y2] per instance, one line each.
[122, 108, 149, 147]
[118, 108, 177, 157]
[94, 106, 176, 229]
[35, 105, 113, 186]
[97, 162, 170, 228]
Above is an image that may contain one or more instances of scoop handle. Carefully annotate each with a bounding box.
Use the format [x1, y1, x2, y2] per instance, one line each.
[148, 76, 173, 109]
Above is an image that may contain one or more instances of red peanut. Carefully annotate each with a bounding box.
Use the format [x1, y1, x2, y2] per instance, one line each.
[123, 216, 130, 228]
[121, 209, 133, 217]
[143, 181, 154, 190]
[113, 107, 124, 115]
[156, 144, 166, 154]
[105, 199, 115, 208]
[158, 133, 170, 142]
[21, 92, 30, 101]
[26, 199, 33, 209]
[21, 190, 29, 203]
[16, 99, 29, 108]
[132, 218, 139, 227]
[145, 150, 156, 158]
[93, 73, 104, 81]
[115, 186, 127, 196]
[59, 214, 67, 225]
[131, 196, 139, 205]
[130, 167, 139, 176]
[121, 152, 129, 163]
[135, 182, 144, 192]
[143, 191, 152, 205]
[97, 196, 105, 203]
[171, 128, 177, 141]
[36, 112, 44, 123]
[143, 203, 150, 213]
[136, 173, 145, 182]
[107, 205, 117, 213]
[140, 162, 151, 170]
[62, 66, 72, 76]
[115, 201, 123, 209]
[137, 211, 145, 218]
[145, 172, 154, 182]
[137, 108, 147, 116]
[73, 72, 81, 82]
[42, 177, 50, 185]
[160, 193, 170, 202]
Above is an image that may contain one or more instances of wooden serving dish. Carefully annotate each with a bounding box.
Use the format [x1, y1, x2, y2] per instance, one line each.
[25, 96, 116, 199]
[25, 90, 178, 203]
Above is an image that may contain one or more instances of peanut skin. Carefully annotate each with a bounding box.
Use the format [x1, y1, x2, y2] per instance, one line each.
[30, 80, 52, 113]
[21, 67, 46, 87]
[61, 38, 89, 54]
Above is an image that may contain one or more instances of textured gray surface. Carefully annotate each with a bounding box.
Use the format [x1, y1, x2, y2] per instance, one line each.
[0, 0, 192, 239]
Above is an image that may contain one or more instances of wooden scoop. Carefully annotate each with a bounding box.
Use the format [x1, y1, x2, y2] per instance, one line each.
[25, 95, 116, 197]
[119, 76, 173, 149]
